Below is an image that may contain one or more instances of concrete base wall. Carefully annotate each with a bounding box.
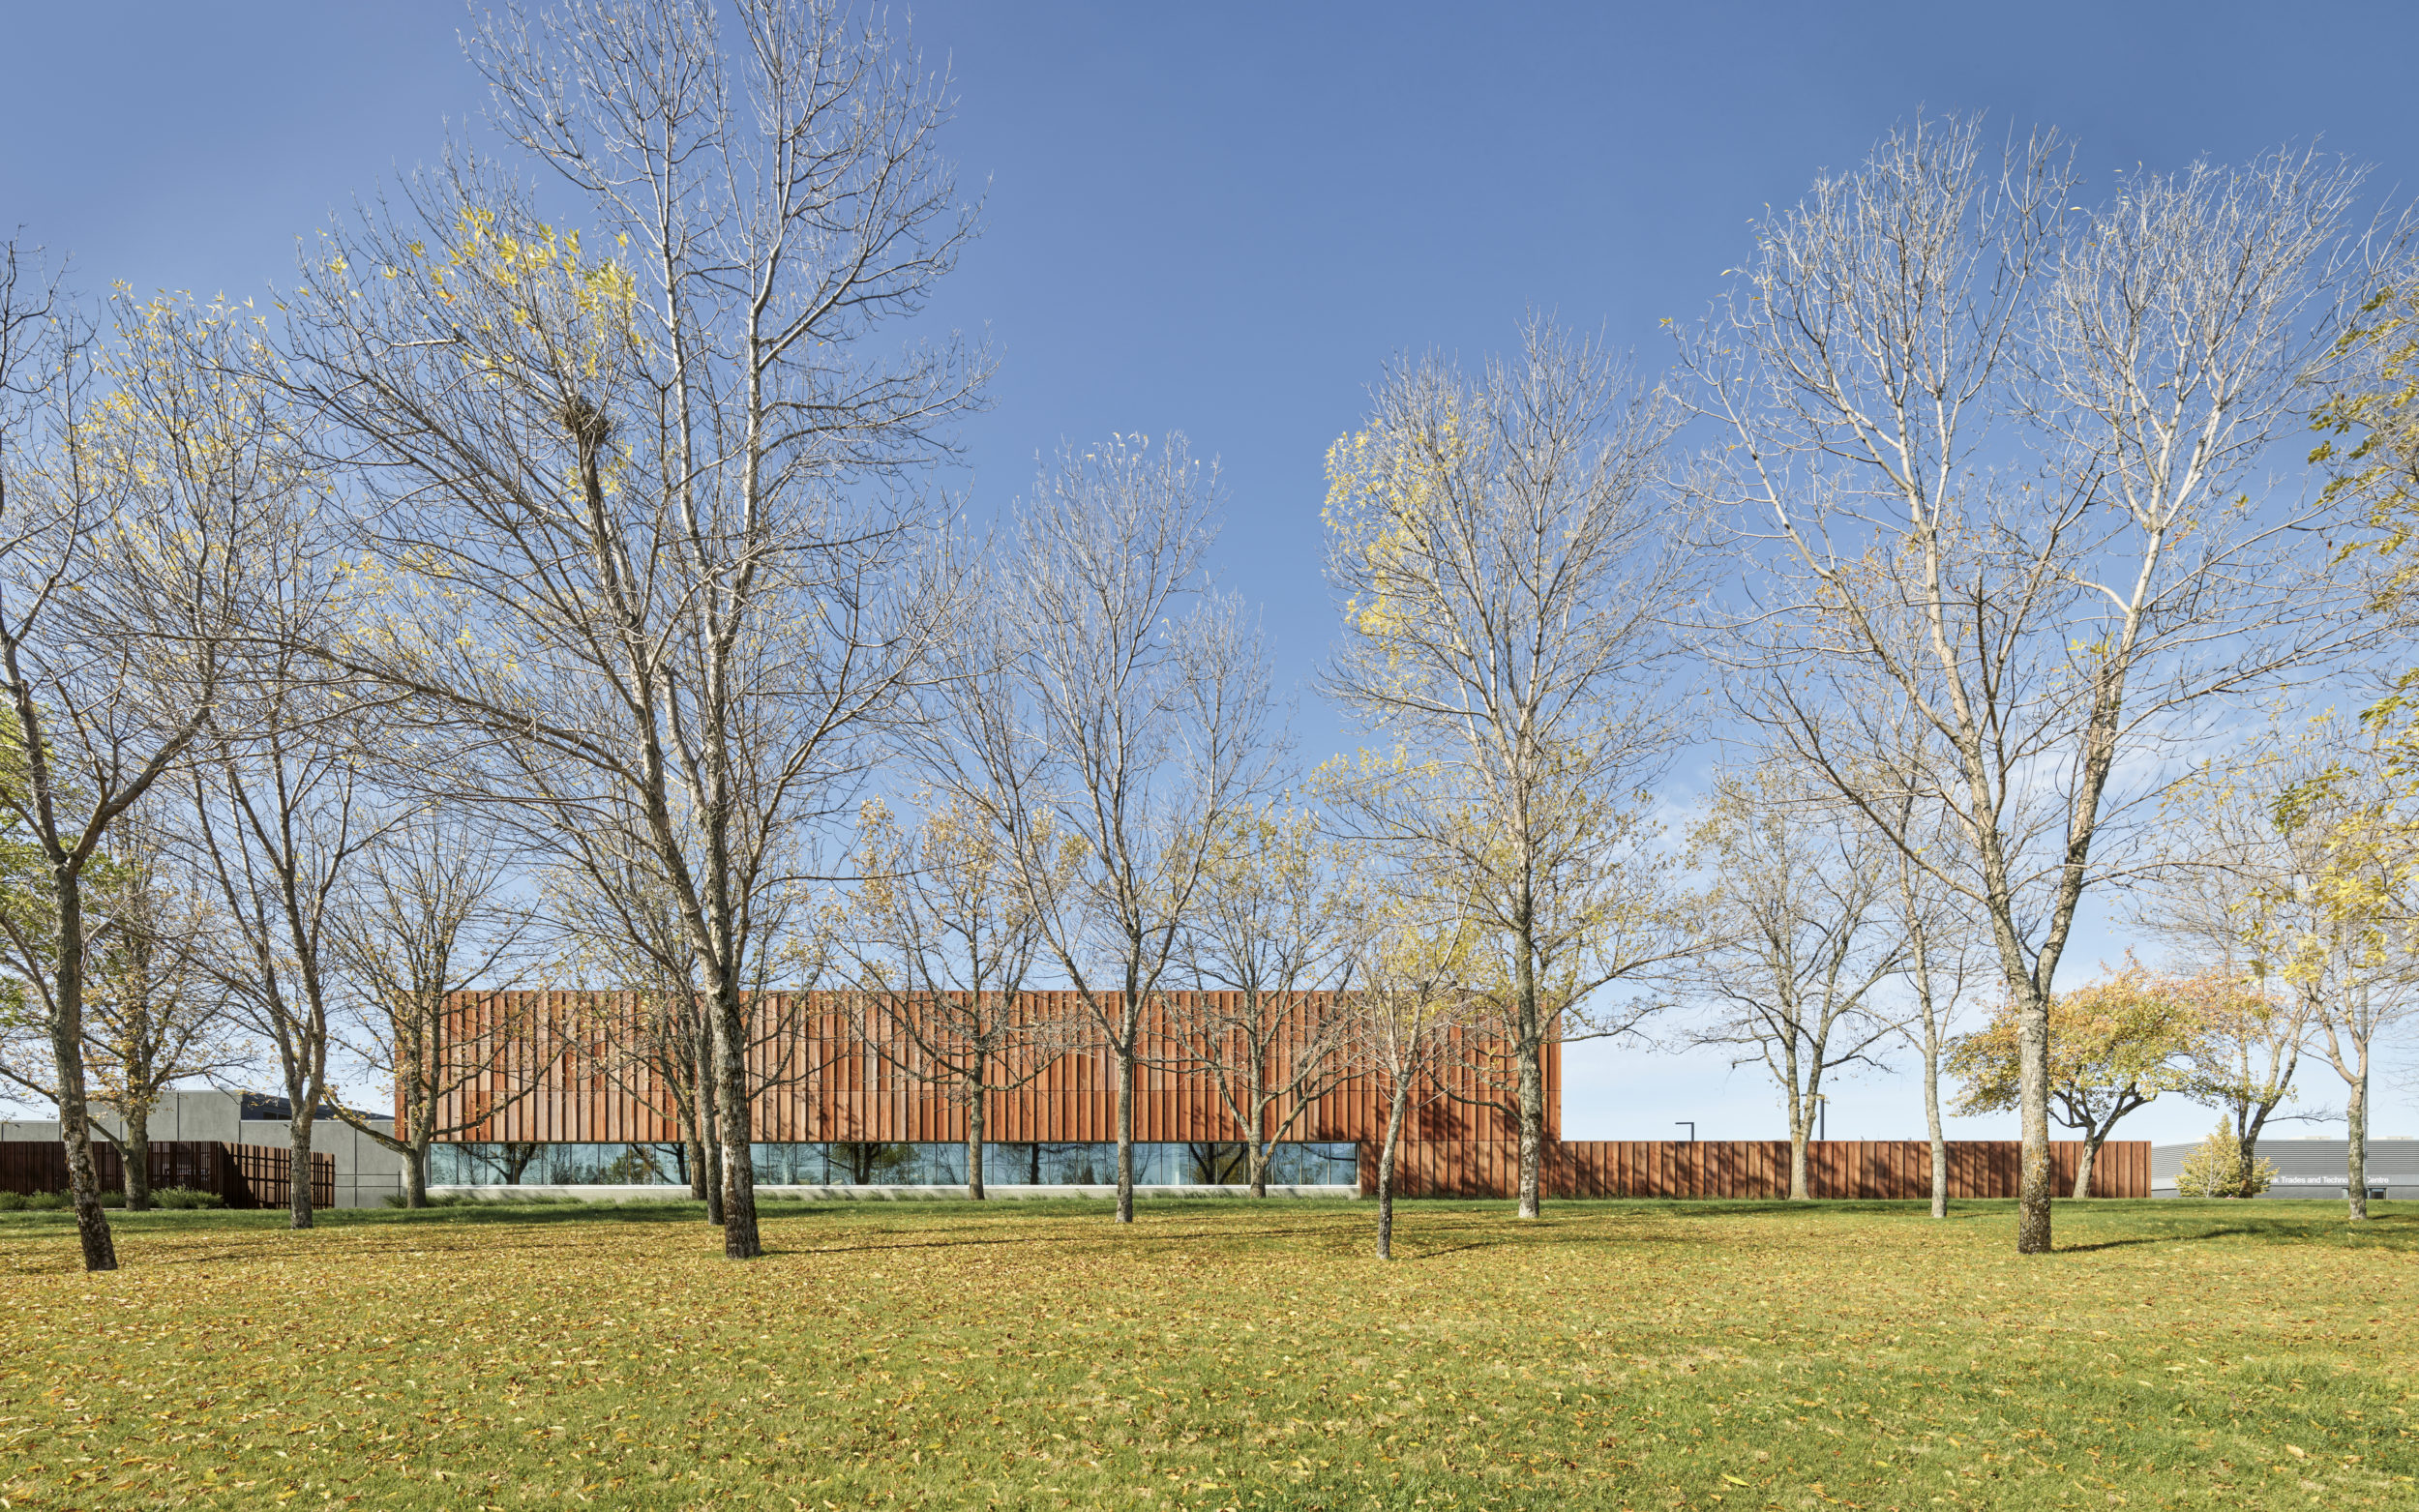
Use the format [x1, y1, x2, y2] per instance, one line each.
[429, 1183, 1362, 1202]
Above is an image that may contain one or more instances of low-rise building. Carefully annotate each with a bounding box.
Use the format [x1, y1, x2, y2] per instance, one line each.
[2150, 1138, 2418, 1201]
[0, 1089, 406, 1208]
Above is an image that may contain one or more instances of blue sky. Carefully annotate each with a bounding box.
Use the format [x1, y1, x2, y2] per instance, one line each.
[8, 2, 2417, 1142]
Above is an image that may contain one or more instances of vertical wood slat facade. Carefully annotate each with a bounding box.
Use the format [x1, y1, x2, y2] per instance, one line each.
[425, 990, 1541, 1151]
[422, 992, 2148, 1199]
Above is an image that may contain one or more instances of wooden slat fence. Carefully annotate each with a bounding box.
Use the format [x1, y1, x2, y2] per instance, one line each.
[0, 1141, 334, 1209]
[1424, 1139, 2147, 1200]
[226, 1143, 337, 1210]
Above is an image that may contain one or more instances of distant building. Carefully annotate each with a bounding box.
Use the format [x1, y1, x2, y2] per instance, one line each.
[0, 1088, 405, 1208]
[2150, 1138, 2417, 1201]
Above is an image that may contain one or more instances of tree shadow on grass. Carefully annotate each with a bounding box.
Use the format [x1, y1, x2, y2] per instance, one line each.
[2053, 1227, 2255, 1253]
[0, 1200, 1402, 1267]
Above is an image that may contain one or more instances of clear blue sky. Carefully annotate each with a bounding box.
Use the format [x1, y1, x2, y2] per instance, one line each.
[8, 1, 2415, 1142]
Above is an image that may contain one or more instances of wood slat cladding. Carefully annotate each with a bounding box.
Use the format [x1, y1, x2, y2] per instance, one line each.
[420, 990, 1544, 1153]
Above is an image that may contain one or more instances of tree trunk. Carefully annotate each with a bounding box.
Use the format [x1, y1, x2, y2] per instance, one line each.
[2233, 1099, 2285, 1199]
[2346, 1067, 2368, 1222]
[397, 1084, 432, 1207]
[1788, 1104, 1811, 1201]
[2015, 985, 2052, 1253]
[289, 1112, 316, 1230]
[1246, 1044, 1269, 1198]
[122, 1103, 154, 1211]
[1376, 1087, 1407, 1261]
[1115, 1035, 1136, 1224]
[967, 1076, 986, 1201]
[1514, 913, 1544, 1220]
[682, 1096, 707, 1204]
[47, 872, 117, 1271]
[2073, 1129, 2103, 1200]
[702, 1089, 725, 1226]
[697, 1006, 724, 1222]
[1922, 1029, 1948, 1220]
[711, 985, 760, 1259]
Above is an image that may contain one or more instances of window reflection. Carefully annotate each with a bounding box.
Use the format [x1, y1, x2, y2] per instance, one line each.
[426, 1140, 1359, 1187]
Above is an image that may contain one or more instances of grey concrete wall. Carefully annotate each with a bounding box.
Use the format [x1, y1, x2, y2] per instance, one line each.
[234, 1114, 405, 1208]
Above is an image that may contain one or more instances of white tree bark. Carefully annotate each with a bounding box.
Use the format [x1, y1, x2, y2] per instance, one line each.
[281, 0, 980, 1260]
[0, 263, 305, 1270]
[1685, 118, 2379, 1253]
[1322, 319, 1695, 1218]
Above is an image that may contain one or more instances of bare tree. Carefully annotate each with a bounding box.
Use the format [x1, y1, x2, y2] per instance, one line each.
[907, 437, 1275, 1224]
[1009, 439, 1276, 1224]
[278, 0, 980, 1260]
[1683, 117, 2383, 1252]
[328, 810, 538, 1207]
[1322, 319, 1693, 1218]
[1882, 775, 1986, 1220]
[1346, 879, 1480, 1260]
[0, 264, 299, 1270]
[1175, 802, 1358, 1197]
[539, 812, 838, 1219]
[2177, 976, 2314, 1189]
[836, 795, 1075, 1198]
[1680, 770, 1908, 1199]
[186, 689, 387, 1231]
[543, 852, 724, 1214]
[1852, 688, 1988, 1218]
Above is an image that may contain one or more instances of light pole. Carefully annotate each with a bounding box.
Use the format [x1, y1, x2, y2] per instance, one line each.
[1675, 1121, 1695, 1143]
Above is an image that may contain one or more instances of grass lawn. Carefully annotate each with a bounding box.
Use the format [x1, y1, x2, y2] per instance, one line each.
[1, 1197, 2412, 1510]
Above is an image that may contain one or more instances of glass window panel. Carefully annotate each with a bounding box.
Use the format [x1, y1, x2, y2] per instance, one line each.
[1182, 1141, 1248, 1183]
[428, 1139, 1357, 1188]
[1047, 1143, 1112, 1184]
[748, 1143, 778, 1185]
[825, 1141, 918, 1184]
[981, 1143, 1031, 1186]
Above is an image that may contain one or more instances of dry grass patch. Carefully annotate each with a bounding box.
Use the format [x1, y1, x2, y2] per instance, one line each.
[2, 1198, 2413, 1509]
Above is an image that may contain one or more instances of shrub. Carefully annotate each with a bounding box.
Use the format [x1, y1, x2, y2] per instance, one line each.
[0, 1192, 25, 1211]
[153, 1187, 226, 1210]
[2172, 1123, 2278, 1198]
[98, 1190, 125, 1208]
[24, 1193, 66, 1211]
